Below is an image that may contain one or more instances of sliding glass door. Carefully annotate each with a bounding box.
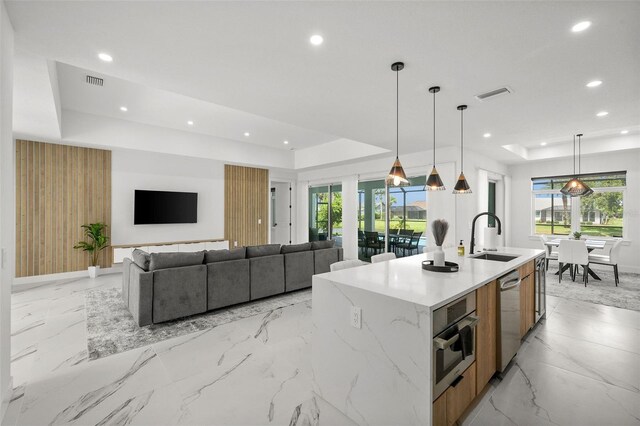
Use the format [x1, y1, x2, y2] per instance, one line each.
[357, 176, 426, 260]
[308, 184, 342, 247]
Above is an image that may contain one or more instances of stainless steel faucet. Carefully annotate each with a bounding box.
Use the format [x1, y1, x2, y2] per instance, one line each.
[470, 212, 502, 254]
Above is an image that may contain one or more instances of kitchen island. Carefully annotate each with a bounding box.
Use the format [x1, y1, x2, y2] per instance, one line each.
[311, 247, 545, 426]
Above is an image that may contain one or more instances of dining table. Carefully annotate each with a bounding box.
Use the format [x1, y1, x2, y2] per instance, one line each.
[544, 238, 606, 280]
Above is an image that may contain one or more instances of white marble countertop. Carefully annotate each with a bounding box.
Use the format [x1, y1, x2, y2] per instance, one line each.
[317, 247, 545, 310]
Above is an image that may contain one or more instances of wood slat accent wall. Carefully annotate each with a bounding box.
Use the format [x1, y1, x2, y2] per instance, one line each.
[15, 140, 112, 277]
[224, 164, 269, 247]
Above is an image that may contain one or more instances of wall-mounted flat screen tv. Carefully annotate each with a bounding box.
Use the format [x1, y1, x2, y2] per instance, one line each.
[134, 190, 198, 224]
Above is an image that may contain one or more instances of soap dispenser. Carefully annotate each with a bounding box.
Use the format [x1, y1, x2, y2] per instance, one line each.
[458, 240, 465, 256]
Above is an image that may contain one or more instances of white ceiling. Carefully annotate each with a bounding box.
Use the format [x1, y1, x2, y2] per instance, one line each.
[56, 62, 340, 150]
[7, 1, 640, 165]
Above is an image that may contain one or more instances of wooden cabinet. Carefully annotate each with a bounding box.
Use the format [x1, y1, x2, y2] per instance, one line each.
[433, 392, 447, 426]
[520, 272, 535, 338]
[476, 280, 497, 391]
[432, 363, 477, 426]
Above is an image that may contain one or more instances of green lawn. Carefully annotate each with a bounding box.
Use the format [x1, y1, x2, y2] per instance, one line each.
[535, 223, 623, 237]
[373, 219, 426, 233]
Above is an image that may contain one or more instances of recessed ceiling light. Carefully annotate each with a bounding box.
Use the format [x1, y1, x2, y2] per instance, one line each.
[244, 132, 250, 137]
[283, 140, 289, 145]
[572, 21, 591, 32]
[586, 80, 602, 88]
[596, 111, 608, 117]
[310, 35, 324, 46]
[540, 142, 547, 146]
[119, 106, 127, 112]
[483, 133, 491, 138]
[621, 130, 629, 134]
[187, 120, 194, 126]
[98, 53, 113, 62]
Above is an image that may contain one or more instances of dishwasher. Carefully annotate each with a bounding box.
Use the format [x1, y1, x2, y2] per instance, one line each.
[498, 269, 521, 372]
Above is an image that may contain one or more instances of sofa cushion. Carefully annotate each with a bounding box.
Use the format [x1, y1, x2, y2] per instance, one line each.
[246, 244, 281, 258]
[311, 240, 335, 250]
[207, 259, 251, 310]
[284, 250, 314, 292]
[249, 255, 285, 300]
[313, 247, 343, 274]
[131, 249, 150, 271]
[152, 265, 207, 323]
[204, 247, 246, 264]
[148, 251, 204, 271]
[281, 242, 312, 254]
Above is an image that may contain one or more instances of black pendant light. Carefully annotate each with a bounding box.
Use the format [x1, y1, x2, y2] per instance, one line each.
[560, 133, 593, 197]
[425, 86, 445, 191]
[453, 105, 472, 194]
[386, 62, 409, 187]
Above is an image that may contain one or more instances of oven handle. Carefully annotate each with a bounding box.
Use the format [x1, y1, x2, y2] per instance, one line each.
[433, 315, 480, 350]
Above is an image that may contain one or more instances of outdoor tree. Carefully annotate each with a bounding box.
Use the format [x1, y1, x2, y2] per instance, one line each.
[316, 192, 343, 231]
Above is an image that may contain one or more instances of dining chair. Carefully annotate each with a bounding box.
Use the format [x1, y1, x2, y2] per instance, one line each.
[395, 229, 414, 255]
[397, 232, 423, 257]
[330, 259, 368, 272]
[364, 231, 384, 256]
[371, 252, 397, 263]
[539, 235, 558, 269]
[588, 239, 622, 286]
[558, 239, 590, 286]
[358, 230, 366, 255]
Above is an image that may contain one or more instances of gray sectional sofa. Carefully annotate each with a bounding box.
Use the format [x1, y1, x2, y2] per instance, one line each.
[122, 241, 343, 326]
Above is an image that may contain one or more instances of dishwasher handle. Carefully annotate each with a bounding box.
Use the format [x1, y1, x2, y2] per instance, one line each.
[500, 278, 521, 291]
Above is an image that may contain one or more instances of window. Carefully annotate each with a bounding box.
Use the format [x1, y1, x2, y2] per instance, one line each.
[532, 172, 626, 238]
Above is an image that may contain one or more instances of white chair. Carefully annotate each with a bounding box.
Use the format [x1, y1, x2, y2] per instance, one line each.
[330, 259, 368, 272]
[539, 235, 558, 269]
[588, 239, 622, 286]
[371, 252, 397, 264]
[558, 240, 590, 286]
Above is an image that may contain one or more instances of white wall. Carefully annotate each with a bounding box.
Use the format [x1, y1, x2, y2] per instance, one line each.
[297, 146, 509, 256]
[0, 0, 14, 417]
[111, 149, 225, 245]
[508, 149, 640, 272]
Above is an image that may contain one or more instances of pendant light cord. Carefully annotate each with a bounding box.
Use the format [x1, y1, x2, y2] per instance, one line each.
[578, 134, 581, 175]
[573, 135, 576, 177]
[460, 108, 464, 172]
[396, 67, 399, 158]
[433, 90, 436, 166]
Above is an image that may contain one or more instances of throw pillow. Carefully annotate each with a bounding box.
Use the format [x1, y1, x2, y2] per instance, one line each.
[311, 240, 335, 250]
[149, 251, 205, 271]
[131, 249, 150, 271]
[204, 247, 247, 263]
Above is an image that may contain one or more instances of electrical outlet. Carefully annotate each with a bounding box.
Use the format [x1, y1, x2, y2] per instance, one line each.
[258, 218, 262, 225]
[234, 241, 238, 247]
[350, 306, 362, 329]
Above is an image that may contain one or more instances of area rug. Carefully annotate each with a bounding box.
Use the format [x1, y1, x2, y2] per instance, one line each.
[546, 263, 640, 311]
[86, 287, 312, 360]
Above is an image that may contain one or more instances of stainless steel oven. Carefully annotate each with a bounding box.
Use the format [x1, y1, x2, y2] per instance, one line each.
[432, 292, 479, 400]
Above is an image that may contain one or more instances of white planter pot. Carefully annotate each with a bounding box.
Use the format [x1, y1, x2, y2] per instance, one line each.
[88, 266, 100, 278]
[434, 246, 445, 267]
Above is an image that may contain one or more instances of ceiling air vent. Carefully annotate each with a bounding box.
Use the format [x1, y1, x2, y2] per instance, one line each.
[85, 75, 104, 87]
[475, 86, 512, 101]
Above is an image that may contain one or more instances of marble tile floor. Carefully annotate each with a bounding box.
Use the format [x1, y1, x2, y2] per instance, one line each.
[4, 273, 640, 426]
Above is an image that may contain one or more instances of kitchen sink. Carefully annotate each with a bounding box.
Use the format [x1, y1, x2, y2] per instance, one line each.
[470, 253, 520, 262]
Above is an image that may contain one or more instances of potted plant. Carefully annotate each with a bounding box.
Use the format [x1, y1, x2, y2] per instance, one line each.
[74, 223, 110, 278]
[432, 219, 449, 267]
[572, 231, 582, 240]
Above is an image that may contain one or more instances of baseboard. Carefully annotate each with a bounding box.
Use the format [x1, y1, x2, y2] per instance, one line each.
[12, 266, 122, 292]
[0, 377, 13, 424]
